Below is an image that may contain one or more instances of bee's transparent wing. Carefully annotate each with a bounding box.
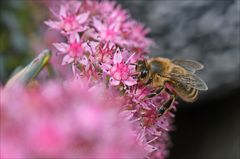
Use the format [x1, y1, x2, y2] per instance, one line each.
[172, 59, 204, 73]
[168, 72, 208, 90]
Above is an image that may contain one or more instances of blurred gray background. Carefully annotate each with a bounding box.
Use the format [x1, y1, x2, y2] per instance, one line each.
[117, 0, 240, 159]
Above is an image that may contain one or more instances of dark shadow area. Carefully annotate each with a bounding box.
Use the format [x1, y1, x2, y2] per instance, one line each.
[169, 88, 240, 159]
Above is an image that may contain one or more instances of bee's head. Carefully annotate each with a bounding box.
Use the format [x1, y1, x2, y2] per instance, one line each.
[136, 60, 149, 79]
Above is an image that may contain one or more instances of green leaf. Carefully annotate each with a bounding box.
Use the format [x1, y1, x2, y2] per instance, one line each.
[6, 49, 51, 87]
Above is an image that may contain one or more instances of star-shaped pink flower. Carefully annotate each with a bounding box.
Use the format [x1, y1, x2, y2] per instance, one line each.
[45, 1, 89, 34]
[53, 33, 88, 65]
[92, 18, 122, 44]
[101, 49, 137, 86]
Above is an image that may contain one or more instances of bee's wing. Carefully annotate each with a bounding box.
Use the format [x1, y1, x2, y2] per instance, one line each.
[168, 72, 208, 90]
[172, 59, 204, 73]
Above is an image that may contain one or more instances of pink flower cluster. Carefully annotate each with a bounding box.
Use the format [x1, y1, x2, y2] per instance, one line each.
[0, 81, 146, 158]
[124, 86, 177, 158]
[44, 1, 176, 158]
[45, 0, 152, 81]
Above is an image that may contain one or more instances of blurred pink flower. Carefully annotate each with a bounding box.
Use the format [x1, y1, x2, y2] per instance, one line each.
[107, 5, 129, 24]
[45, 1, 89, 34]
[122, 21, 153, 53]
[97, 1, 116, 16]
[0, 81, 146, 158]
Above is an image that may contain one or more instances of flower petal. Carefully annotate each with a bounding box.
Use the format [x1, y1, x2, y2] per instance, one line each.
[69, 33, 80, 43]
[81, 42, 91, 54]
[93, 18, 104, 32]
[70, 1, 81, 13]
[123, 77, 137, 86]
[62, 55, 74, 65]
[76, 12, 89, 24]
[72, 63, 77, 76]
[100, 63, 112, 73]
[78, 56, 88, 66]
[44, 20, 60, 29]
[59, 5, 67, 18]
[144, 144, 158, 153]
[113, 50, 123, 64]
[53, 43, 69, 52]
[113, 72, 121, 81]
[126, 52, 135, 64]
[109, 77, 120, 86]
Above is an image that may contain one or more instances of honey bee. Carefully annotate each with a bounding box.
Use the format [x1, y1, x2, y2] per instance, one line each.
[135, 57, 208, 116]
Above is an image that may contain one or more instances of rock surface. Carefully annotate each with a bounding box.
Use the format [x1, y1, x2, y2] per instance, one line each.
[118, 0, 240, 99]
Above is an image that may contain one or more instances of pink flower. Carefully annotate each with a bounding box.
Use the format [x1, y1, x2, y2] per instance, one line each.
[122, 21, 153, 53]
[96, 1, 128, 25]
[53, 33, 91, 75]
[1, 80, 146, 158]
[123, 86, 176, 158]
[101, 49, 137, 86]
[53, 33, 87, 64]
[96, 42, 116, 63]
[44, 0, 153, 79]
[107, 5, 129, 25]
[93, 18, 122, 44]
[97, 1, 116, 16]
[45, 1, 89, 34]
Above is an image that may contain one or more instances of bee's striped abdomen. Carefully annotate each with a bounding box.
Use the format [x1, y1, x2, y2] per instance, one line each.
[172, 82, 198, 103]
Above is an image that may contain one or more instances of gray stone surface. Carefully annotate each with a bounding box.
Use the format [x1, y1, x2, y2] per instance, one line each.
[118, 0, 240, 99]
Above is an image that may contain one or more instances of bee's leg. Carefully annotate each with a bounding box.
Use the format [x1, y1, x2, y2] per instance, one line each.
[158, 93, 176, 117]
[165, 85, 174, 95]
[145, 85, 164, 98]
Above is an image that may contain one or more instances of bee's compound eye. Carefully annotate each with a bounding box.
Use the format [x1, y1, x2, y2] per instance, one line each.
[140, 70, 148, 78]
[137, 61, 144, 67]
